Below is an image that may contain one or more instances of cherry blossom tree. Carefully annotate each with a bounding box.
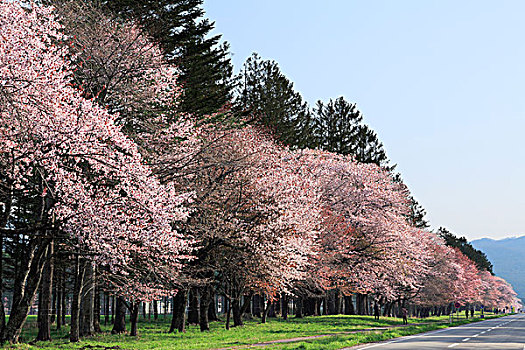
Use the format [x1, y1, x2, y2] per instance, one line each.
[172, 124, 321, 329]
[0, 1, 193, 342]
[479, 271, 521, 311]
[413, 241, 459, 309]
[47, 0, 203, 337]
[53, 0, 181, 131]
[292, 150, 414, 311]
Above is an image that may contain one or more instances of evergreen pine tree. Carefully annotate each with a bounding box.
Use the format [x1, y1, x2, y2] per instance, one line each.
[312, 96, 390, 168]
[438, 227, 494, 274]
[313, 97, 431, 228]
[391, 173, 430, 229]
[234, 53, 313, 147]
[407, 195, 430, 229]
[102, 0, 234, 116]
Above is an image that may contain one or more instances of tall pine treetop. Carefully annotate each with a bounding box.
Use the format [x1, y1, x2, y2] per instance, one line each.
[312, 96, 390, 168]
[234, 53, 312, 147]
[102, 0, 234, 116]
[438, 227, 494, 274]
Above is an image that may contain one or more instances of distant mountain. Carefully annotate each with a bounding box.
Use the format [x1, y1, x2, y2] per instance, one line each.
[471, 236, 525, 303]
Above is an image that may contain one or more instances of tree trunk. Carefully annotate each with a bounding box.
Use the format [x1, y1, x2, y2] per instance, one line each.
[36, 241, 54, 341]
[70, 257, 86, 342]
[169, 289, 187, 333]
[129, 302, 140, 336]
[315, 298, 321, 316]
[225, 297, 231, 330]
[56, 274, 62, 330]
[295, 297, 303, 318]
[2, 239, 49, 343]
[153, 299, 158, 320]
[0, 233, 4, 337]
[142, 301, 147, 320]
[267, 299, 276, 318]
[240, 293, 252, 318]
[382, 302, 390, 317]
[232, 297, 243, 327]
[80, 261, 95, 337]
[111, 296, 115, 324]
[51, 283, 57, 325]
[344, 295, 355, 315]
[282, 293, 289, 320]
[104, 292, 110, 326]
[187, 288, 199, 324]
[261, 296, 271, 323]
[335, 290, 342, 314]
[356, 294, 361, 315]
[199, 286, 211, 331]
[252, 295, 262, 318]
[0, 187, 11, 337]
[306, 298, 316, 316]
[61, 275, 66, 326]
[208, 294, 218, 322]
[327, 290, 336, 315]
[93, 283, 101, 333]
[111, 297, 127, 334]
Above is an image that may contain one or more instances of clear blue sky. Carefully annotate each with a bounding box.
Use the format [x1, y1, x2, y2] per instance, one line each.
[203, 0, 525, 241]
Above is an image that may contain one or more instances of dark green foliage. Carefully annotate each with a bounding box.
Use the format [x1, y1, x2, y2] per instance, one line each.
[234, 54, 391, 169]
[235, 55, 430, 228]
[407, 195, 430, 229]
[311, 97, 390, 168]
[391, 173, 429, 229]
[309, 97, 430, 228]
[438, 227, 494, 274]
[102, 0, 234, 116]
[234, 53, 313, 147]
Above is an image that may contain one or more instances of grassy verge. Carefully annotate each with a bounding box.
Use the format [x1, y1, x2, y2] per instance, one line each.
[264, 314, 505, 350]
[5, 312, 506, 350]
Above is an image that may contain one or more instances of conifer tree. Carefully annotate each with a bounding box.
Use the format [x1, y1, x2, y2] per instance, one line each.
[313, 97, 431, 228]
[408, 195, 430, 229]
[101, 0, 234, 116]
[312, 96, 390, 168]
[235, 56, 429, 230]
[438, 227, 494, 274]
[234, 53, 313, 147]
[391, 172, 430, 229]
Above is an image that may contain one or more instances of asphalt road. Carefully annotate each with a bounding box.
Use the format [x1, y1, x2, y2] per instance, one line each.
[353, 314, 525, 350]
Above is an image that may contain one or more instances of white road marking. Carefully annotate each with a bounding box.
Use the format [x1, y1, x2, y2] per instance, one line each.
[462, 338, 471, 341]
[356, 315, 520, 349]
[356, 327, 454, 349]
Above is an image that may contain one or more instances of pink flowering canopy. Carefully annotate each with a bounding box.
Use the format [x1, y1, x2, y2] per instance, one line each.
[0, 0, 520, 312]
[0, 1, 193, 300]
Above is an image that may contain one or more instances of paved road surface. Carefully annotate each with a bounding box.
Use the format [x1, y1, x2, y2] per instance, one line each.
[353, 314, 525, 349]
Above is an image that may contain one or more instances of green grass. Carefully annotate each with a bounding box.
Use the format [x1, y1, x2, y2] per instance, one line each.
[264, 314, 502, 350]
[6, 312, 506, 350]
